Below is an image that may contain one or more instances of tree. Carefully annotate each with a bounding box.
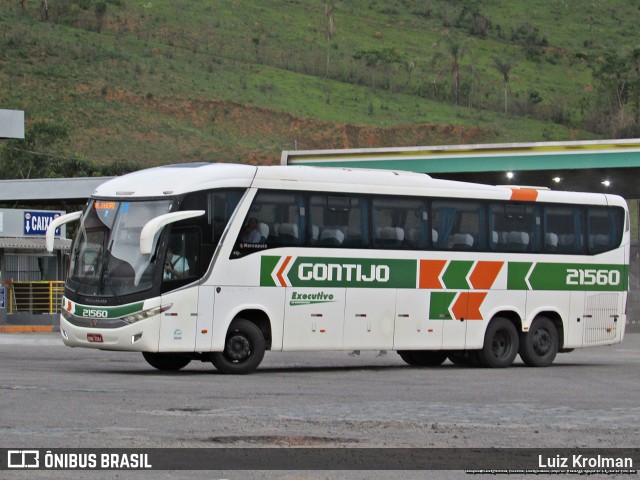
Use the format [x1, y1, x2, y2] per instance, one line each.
[41, 0, 48, 21]
[353, 48, 402, 91]
[0, 121, 69, 179]
[492, 56, 515, 114]
[95, 2, 108, 33]
[581, 50, 636, 136]
[324, 1, 337, 78]
[0, 120, 141, 179]
[432, 36, 468, 106]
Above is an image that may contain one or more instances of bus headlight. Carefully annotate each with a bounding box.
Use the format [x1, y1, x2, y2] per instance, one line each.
[121, 304, 172, 325]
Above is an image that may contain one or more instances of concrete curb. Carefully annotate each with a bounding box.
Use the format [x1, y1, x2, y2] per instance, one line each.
[0, 325, 53, 333]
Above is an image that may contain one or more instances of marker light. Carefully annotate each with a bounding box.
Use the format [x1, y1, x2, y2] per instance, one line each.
[121, 304, 173, 325]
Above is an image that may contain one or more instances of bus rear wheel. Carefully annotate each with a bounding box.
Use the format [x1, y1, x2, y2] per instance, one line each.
[519, 317, 558, 367]
[210, 318, 266, 374]
[142, 352, 191, 371]
[477, 317, 519, 368]
[398, 350, 448, 366]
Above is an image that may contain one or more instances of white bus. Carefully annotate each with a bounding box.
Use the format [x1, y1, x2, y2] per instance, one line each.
[47, 163, 629, 373]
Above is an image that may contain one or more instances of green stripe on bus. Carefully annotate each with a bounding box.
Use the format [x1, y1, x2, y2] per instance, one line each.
[429, 292, 456, 320]
[442, 261, 473, 289]
[262, 256, 627, 292]
[507, 262, 533, 290]
[73, 302, 144, 319]
[260, 256, 280, 287]
[261, 255, 417, 288]
[508, 262, 627, 291]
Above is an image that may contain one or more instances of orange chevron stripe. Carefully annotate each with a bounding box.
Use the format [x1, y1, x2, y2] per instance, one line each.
[451, 292, 488, 320]
[466, 292, 487, 320]
[276, 256, 292, 286]
[419, 259, 447, 289]
[469, 261, 503, 289]
[450, 292, 467, 320]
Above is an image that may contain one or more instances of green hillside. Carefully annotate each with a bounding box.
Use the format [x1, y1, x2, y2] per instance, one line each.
[2, 0, 640, 174]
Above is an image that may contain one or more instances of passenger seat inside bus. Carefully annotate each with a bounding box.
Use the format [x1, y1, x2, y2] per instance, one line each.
[451, 233, 474, 250]
[589, 234, 609, 251]
[544, 232, 558, 252]
[375, 227, 405, 248]
[319, 228, 345, 246]
[507, 231, 530, 251]
[276, 222, 299, 245]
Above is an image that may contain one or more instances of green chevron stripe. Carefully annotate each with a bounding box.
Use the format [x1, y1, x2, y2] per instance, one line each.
[442, 261, 473, 289]
[429, 291, 456, 320]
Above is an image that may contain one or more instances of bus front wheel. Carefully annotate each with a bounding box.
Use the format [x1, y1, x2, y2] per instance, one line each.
[477, 317, 519, 368]
[142, 352, 191, 371]
[519, 317, 558, 367]
[210, 318, 266, 374]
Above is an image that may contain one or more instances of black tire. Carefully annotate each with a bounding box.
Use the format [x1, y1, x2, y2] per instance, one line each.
[210, 318, 266, 374]
[519, 317, 558, 367]
[477, 317, 519, 368]
[142, 352, 191, 371]
[448, 351, 481, 367]
[398, 350, 448, 366]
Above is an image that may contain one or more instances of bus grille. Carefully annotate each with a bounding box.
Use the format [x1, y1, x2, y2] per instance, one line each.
[583, 293, 618, 345]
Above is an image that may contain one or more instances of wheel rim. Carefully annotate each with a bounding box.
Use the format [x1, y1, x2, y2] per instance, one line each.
[225, 333, 251, 362]
[532, 328, 552, 356]
[491, 330, 511, 359]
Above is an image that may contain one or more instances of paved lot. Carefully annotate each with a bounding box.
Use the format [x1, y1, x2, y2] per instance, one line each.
[0, 330, 639, 479]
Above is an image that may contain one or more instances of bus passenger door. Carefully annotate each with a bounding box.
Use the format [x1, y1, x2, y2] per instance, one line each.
[566, 291, 585, 348]
[158, 286, 199, 352]
[282, 287, 345, 350]
[343, 288, 395, 350]
[393, 290, 443, 350]
[195, 285, 215, 351]
[436, 291, 467, 349]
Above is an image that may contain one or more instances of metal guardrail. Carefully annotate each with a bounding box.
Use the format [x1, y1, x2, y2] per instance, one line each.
[7, 281, 64, 314]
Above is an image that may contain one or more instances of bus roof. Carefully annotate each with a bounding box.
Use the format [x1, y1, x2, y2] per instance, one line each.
[93, 163, 258, 198]
[92, 162, 623, 208]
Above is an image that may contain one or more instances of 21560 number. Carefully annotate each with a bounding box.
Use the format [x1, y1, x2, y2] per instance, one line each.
[566, 268, 620, 286]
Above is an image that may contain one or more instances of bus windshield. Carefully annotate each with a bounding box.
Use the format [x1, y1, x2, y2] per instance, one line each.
[67, 199, 173, 298]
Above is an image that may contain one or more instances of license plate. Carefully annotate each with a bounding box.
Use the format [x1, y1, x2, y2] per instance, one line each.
[87, 333, 103, 343]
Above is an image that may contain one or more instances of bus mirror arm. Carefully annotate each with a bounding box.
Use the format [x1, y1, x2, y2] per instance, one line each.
[45, 211, 83, 253]
[139, 210, 205, 255]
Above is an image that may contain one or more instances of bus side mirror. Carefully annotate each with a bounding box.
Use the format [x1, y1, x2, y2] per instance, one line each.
[139, 210, 205, 255]
[45, 211, 83, 253]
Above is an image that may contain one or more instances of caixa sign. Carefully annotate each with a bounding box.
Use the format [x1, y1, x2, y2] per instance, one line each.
[24, 211, 62, 236]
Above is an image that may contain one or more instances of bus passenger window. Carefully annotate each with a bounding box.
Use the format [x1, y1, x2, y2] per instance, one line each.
[587, 206, 624, 254]
[231, 191, 303, 258]
[489, 203, 540, 253]
[432, 200, 485, 250]
[372, 197, 427, 250]
[310, 194, 368, 248]
[543, 206, 584, 254]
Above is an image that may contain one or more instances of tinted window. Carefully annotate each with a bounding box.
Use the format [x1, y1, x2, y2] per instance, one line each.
[233, 191, 304, 258]
[310, 194, 368, 248]
[372, 197, 428, 249]
[432, 200, 485, 250]
[587, 206, 624, 254]
[489, 203, 541, 252]
[542, 205, 585, 254]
